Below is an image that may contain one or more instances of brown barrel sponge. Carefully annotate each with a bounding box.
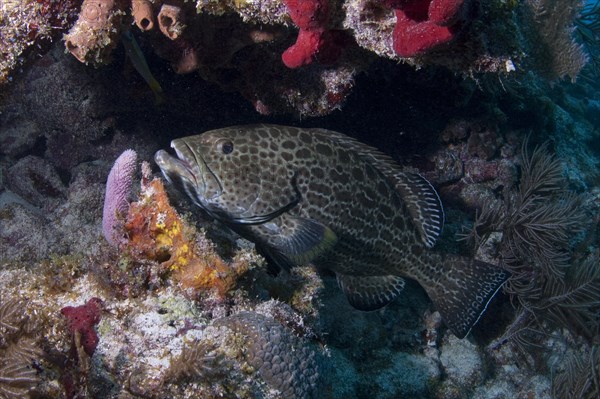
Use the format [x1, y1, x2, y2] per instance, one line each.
[64, 0, 126, 64]
[158, 2, 186, 40]
[132, 0, 156, 32]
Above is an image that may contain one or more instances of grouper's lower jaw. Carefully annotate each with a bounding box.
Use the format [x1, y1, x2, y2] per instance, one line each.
[154, 149, 204, 206]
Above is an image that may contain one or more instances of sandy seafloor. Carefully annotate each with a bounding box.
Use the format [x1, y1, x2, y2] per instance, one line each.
[1, 17, 600, 399]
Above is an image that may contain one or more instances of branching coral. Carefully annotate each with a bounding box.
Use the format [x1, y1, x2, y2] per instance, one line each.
[524, 0, 589, 80]
[552, 345, 600, 399]
[163, 339, 226, 383]
[466, 142, 598, 351]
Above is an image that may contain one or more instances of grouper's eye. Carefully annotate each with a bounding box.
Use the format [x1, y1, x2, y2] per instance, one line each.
[218, 140, 234, 155]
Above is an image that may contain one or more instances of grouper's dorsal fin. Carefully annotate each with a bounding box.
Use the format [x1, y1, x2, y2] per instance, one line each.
[393, 172, 444, 248]
[337, 274, 406, 311]
[314, 129, 444, 248]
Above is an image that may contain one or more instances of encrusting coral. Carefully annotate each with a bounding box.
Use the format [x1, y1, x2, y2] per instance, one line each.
[103, 158, 259, 297]
[0, 0, 82, 84]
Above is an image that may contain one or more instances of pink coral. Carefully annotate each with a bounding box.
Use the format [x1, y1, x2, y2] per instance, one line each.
[282, 0, 342, 68]
[384, 0, 465, 57]
[102, 149, 138, 246]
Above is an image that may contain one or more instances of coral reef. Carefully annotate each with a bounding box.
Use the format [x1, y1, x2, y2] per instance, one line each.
[575, 1, 600, 83]
[109, 162, 259, 300]
[6, 155, 67, 211]
[1, 0, 591, 116]
[0, 1, 598, 397]
[552, 345, 600, 399]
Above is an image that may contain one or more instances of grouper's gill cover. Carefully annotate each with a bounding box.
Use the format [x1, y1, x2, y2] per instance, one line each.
[154, 124, 509, 338]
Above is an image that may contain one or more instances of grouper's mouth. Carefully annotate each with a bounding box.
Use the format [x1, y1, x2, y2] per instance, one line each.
[154, 140, 223, 207]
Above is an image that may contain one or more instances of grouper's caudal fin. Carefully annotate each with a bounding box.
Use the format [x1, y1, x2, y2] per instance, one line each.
[422, 254, 509, 339]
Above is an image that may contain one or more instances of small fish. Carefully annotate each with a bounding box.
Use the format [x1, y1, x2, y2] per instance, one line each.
[121, 29, 164, 105]
[155, 124, 509, 338]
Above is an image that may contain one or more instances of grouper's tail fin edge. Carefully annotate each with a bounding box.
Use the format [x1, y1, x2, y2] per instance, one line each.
[427, 255, 510, 339]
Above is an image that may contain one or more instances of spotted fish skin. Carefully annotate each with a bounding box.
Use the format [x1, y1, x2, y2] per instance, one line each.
[155, 124, 509, 338]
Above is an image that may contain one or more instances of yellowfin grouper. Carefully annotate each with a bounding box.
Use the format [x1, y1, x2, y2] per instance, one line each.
[155, 124, 509, 338]
[121, 29, 164, 105]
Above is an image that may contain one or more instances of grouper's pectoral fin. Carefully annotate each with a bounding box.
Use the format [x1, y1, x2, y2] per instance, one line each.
[425, 254, 510, 339]
[256, 216, 338, 272]
[337, 274, 406, 311]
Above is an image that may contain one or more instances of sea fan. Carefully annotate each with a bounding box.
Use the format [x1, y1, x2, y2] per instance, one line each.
[471, 141, 598, 350]
[0, 359, 39, 399]
[552, 345, 600, 399]
[574, 0, 600, 83]
[525, 0, 589, 80]
[0, 297, 41, 399]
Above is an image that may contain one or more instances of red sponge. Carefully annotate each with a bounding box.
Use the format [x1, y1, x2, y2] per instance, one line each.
[282, 0, 342, 68]
[61, 297, 103, 357]
[384, 0, 465, 57]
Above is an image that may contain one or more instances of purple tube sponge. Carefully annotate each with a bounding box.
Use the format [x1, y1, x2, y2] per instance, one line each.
[102, 149, 137, 246]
